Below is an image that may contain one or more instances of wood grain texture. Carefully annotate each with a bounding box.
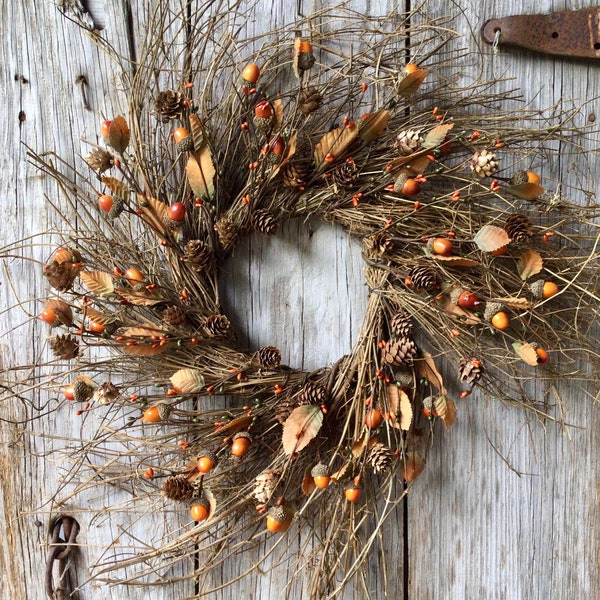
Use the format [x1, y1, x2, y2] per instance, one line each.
[1, 0, 597, 599]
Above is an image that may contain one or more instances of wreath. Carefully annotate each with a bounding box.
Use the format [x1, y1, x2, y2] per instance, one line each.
[10, 2, 598, 597]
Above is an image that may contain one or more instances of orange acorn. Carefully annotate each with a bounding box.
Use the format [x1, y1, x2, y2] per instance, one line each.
[542, 281, 559, 299]
[535, 347, 550, 364]
[197, 450, 218, 474]
[100, 120, 111, 138]
[98, 194, 114, 213]
[401, 177, 421, 196]
[40, 307, 58, 326]
[241, 63, 260, 84]
[344, 484, 362, 503]
[231, 432, 252, 458]
[266, 505, 292, 533]
[311, 463, 331, 489]
[430, 237, 453, 256]
[124, 268, 144, 286]
[173, 127, 193, 152]
[490, 311, 510, 331]
[142, 404, 167, 424]
[365, 408, 383, 429]
[190, 496, 211, 522]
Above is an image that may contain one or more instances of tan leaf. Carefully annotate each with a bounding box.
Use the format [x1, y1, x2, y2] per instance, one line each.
[282, 405, 323, 455]
[397, 68, 428, 97]
[202, 487, 217, 521]
[330, 461, 352, 483]
[512, 341, 539, 366]
[108, 115, 130, 154]
[272, 98, 285, 132]
[314, 124, 359, 169]
[473, 225, 511, 252]
[215, 415, 253, 434]
[302, 470, 316, 496]
[517, 249, 543, 280]
[114, 287, 163, 306]
[272, 132, 297, 177]
[82, 306, 120, 327]
[351, 432, 368, 458]
[507, 182, 544, 200]
[435, 394, 457, 429]
[136, 195, 168, 234]
[415, 351, 447, 394]
[170, 368, 205, 393]
[119, 326, 166, 356]
[494, 296, 532, 310]
[401, 451, 425, 483]
[386, 148, 433, 174]
[80, 271, 114, 296]
[45, 298, 73, 326]
[186, 149, 216, 199]
[359, 109, 390, 143]
[101, 176, 130, 200]
[189, 114, 205, 152]
[422, 123, 454, 149]
[433, 255, 480, 267]
[386, 385, 412, 430]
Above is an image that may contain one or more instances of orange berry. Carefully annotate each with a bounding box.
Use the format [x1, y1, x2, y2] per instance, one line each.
[143, 467, 154, 479]
[542, 281, 559, 299]
[124, 268, 144, 285]
[241, 63, 260, 84]
[89, 320, 106, 334]
[403, 63, 418, 74]
[490, 311, 510, 331]
[173, 127, 190, 143]
[40, 307, 58, 325]
[197, 453, 217, 474]
[431, 237, 453, 256]
[100, 120, 111, 138]
[141, 405, 162, 423]
[535, 347, 550, 364]
[457, 291, 480, 309]
[64, 385, 75, 401]
[345, 485, 362, 502]
[231, 433, 251, 458]
[98, 194, 114, 213]
[167, 202, 186, 222]
[526, 171, 541, 185]
[190, 502, 210, 522]
[365, 408, 383, 429]
[401, 177, 421, 196]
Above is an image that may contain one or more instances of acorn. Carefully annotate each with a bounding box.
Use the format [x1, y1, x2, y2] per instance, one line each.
[253, 100, 274, 131]
[530, 280, 559, 300]
[310, 463, 331, 489]
[173, 127, 194, 152]
[197, 449, 218, 474]
[266, 505, 292, 533]
[190, 495, 211, 522]
[428, 237, 453, 256]
[344, 483, 362, 503]
[231, 432, 252, 458]
[164, 201, 186, 229]
[457, 290, 480, 309]
[241, 63, 260, 86]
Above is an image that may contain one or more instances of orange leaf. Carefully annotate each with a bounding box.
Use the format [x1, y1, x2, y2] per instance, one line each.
[473, 225, 511, 252]
[386, 147, 432, 174]
[136, 195, 168, 235]
[114, 287, 163, 306]
[359, 109, 390, 143]
[80, 271, 114, 296]
[101, 176, 130, 200]
[282, 405, 323, 455]
[422, 123, 454, 149]
[108, 115, 130, 154]
[397, 68, 428, 97]
[351, 432, 368, 457]
[302, 470, 316, 495]
[313, 124, 359, 170]
[401, 451, 425, 483]
[512, 341, 539, 366]
[433, 255, 480, 268]
[186, 148, 216, 199]
[189, 114, 205, 152]
[507, 182, 544, 200]
[415, 351, 447, 394]
[434, 394, 457, 429]
[330, 461, 352, 483]
[437, 295, 481, 324]
[45, 298, 73, 326]
[119, 326, 166, 356]
[517, 249, 543, 280]
[215, 415, 253, 434]
[272, 98, 285, 132]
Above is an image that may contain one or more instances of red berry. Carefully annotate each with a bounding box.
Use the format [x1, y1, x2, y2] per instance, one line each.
[40, 308, 58, 325]
[98, 195, 114, 213]
[254, 100, 273, 119]
[457, 291, 480, 309]
[168, 202, 186, 222]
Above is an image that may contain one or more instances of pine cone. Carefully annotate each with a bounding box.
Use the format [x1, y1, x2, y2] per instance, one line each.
[84, 148, 113, 173]
[299, 86, 323, 115]
[92, 381, 120, 405]
[282, 162, 309, 188]
[458, 357, 484, 387]
[214, 219, 239, 250]
[155, 90, 185, 120]
[505, 213, 534, 242]
[394, 129, 423, 155]
[299, 380, 328, 406]
[407, 265, 440, 291]
[390, 310, 413, 338]
[161, 474, 195, 502]
[163, 305, 188, 327]
[258, 345, 281, 369]
[254, 468, 282, 504]
[331, 159, 359, 188]
[382, 337, 417, 366]
[368, 442, 395, 474]
[73, 379, 94, 403]
[49, 334, 79, 360]
[203, 314, 231, 338]
[363, 232, 392, 258]
[251, 209, 279, 235]
[470, 149, 498, 177]
[44, 261, 77, 292]
[184, 239, 214, 272]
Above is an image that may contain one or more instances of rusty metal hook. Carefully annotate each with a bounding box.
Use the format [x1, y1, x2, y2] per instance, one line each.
[45, 515, 80, 599]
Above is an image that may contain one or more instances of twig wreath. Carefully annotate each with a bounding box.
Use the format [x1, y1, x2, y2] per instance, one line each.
[6, 1, 599, 597]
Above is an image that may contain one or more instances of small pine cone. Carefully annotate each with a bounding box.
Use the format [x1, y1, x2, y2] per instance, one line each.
[254, 468, 282, 504]
[214, 219, 239, 250]
[184, 239, 214, 272]
[73, 379, 94, 403]
[504, 213, 534, 242]
[529, 280, 545, 299]
[155, 90, 185, 120]
[258, 345, 281, 369]
[331, 160, 359, 188]
[251, 209, 279, 235]
[299, 381, 328, 406]
[203, 314, 231, 338]
[49, 334, 79, 360]
[44, 261, 77, 292]
[407, 265, 440, 291]
[394, 129, 423, 155]
[363, 232, 392, 259]
[107, 196, 125, 219]
[368, 442, 395, 474]
[85, 148, 113, 173]
[390, 310, 413, 338]
[163, 305, 188, 328]
[92, 381, 120, 405]
[382, 337, 418, 366]
[282, 162, 309, 188]
[483, 301, 504, 322]
[458, 357, 484, 387]
[470, 149, 498, 178]
[161, 474, 195, 502]
[299, 86, 323, 116]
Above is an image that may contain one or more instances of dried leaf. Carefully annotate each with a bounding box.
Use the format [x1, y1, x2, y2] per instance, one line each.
[119, 326, 166, 356]
[517, 249, 543, 280]
[186, 148, 216, 199]
[215, 415, 253, 434]
[136, 195, 168, 234]
[189, 114, 205, 152]
[401, 451, 425, 483]
[415, 351, 447, 394]
[272, 132, 297, 176]
[282, 405, 323, 455]
[473, 225, 511, 252]
[114, 287, 163, 306]
[330, 461, 352, 483]
[359, 109, 390, 143]
[314, 124, 359, 169]
[507, 182, 544, 200]
[272, 98, 285, 132]
[82, 306, 112, 325]
[170, 368, 205, 393]
[80, 271, 114, 296]
[108, 115, 130, 154]
[202, 487, 217, 520]
[433, 255, 480, 267]
[302, 470, 316, 495]
[386, 385, 413, 430]
[351, 432, 368, 458]
[45, 298, 73, 326]
[101, 176, 130, 200]
[386, 148, 433, 174]
[397, 68, 428, 97]
[512, 341, 539, 366]
[434, 394, 457, 429]
[422, 123, 454, 149]
[494, 296, 532, 310]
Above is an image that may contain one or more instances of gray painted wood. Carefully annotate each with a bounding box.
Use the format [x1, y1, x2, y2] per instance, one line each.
[1, 1, 597, 599]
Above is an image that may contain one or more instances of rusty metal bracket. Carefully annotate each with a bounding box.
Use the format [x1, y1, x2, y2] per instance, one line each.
[45, 515, 80, 599]
[482, 8, 600, 60]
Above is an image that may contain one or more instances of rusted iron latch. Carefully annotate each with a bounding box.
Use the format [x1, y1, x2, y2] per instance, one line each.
[45, 515, 80, 600]
[482, 8, 600, 60]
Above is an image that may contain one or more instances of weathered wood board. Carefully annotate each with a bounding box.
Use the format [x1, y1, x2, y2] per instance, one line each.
[1, 0, 597, 598]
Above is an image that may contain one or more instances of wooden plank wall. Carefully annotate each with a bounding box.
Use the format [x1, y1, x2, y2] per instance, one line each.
[1, 0, 597, 598]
